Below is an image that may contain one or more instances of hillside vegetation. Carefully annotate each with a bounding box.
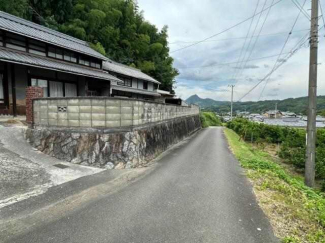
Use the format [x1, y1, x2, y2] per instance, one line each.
[0, 0, 178, 92]
[187, 94, 325, 115]
[200, 112, 222, 128]
[227, 118, 325, 186]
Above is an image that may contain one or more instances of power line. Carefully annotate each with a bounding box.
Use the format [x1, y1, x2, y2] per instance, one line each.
[169, 29, 309, 45]
[319, 1, 325, 31]
[231, 0, 261, 83]
[170, 0, 285, 53]
[259, 0, 308, 100]
[235, 0, 274, 84]
[181, 52, 291, 69]
[237, 31, 310, 101]
[290, 0, 311, 20]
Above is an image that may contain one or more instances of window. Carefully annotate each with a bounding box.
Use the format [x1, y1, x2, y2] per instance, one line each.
[79, 55, 101, 69]
[28, 39, 46, 56]
[31, 77, 78, 98]
[117, 76, 132, 87]
[56, 49, 63, 59]
[6, 33, 26, 51]
[90, 60, 101, 69]
[48, 46, 78, 63]
[65, 83, 77, 97]
[48, 47, 63, 60]
[79, 56, 90, 66]
[31, 78, 48, 97]
[49, 81, 64, 97]
[63, 51, 77, 63]
[143, 81, 148, 90]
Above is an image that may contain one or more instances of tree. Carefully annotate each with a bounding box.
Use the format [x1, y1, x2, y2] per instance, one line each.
[0, 0, 29, 18]
[0, 0, 179, 92]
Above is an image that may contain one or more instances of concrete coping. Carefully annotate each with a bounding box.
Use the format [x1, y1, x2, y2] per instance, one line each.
[33, 96, 199, 108]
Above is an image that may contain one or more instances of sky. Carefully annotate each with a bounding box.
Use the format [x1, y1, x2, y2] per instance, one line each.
[136, 0, 325, 102]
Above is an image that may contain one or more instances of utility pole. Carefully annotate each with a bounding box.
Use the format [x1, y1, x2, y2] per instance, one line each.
[275, 102, 278, 119]
[305, 0, 319, 187]
[229, 85, 235, 120]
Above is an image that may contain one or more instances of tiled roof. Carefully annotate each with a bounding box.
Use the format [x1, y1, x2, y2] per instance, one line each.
[0, 11, 107, 60]
[0, 48, 120, 82]
[111, 85, 161, 97]
[103, 61, 161, 84]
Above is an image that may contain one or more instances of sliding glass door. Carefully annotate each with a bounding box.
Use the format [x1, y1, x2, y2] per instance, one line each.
[65, 83, 77, 97]
[31, 77, 77, 98]
[31, 78, 48, 97]
[49, 81, 64, 97]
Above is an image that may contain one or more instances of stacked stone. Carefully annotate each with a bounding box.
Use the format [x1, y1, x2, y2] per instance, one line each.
[25, 115, 201, 169]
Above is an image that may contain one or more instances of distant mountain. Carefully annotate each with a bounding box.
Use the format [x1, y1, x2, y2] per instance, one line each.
[186, 94, 325, 115]
[186, 94, 228, 108]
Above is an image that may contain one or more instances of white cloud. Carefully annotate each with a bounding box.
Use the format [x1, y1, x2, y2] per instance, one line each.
[137, 0, 325, 101]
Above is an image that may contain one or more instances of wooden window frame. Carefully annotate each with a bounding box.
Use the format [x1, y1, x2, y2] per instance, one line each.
[28, 73, 79, 98]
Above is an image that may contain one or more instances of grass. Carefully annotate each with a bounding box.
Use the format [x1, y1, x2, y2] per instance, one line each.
[200, 112, 222, 128]
[224, 128, 325, 243]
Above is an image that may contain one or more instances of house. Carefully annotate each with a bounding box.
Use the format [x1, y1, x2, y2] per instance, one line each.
[0, 11, 161, 116]
[237, 111, 250, 117]
[155, 89, 175, 103]
[103, 60, 161, 100]
[263, 110, 283, 119]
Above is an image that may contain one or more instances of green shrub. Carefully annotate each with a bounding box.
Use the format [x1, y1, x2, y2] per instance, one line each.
[200, 112, 222, 128]
[227, 118, 325, 179]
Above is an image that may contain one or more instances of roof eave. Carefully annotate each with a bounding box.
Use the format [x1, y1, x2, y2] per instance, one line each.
[0, 27, 108, 61]
[104, 67, 161, 84]
[0, 56, 119, 82]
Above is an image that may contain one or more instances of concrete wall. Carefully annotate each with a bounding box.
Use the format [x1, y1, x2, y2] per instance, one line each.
[25, 115, 201, 168]
[33, 97, 200, 129]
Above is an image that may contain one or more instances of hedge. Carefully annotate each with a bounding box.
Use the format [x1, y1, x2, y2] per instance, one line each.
[227, 118, 325, 180]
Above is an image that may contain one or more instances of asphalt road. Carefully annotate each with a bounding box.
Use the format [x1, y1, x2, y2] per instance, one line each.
[9, 127, 278, 243]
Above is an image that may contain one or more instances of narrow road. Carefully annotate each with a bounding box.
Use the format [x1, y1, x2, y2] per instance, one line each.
[8, 128, 277, 243]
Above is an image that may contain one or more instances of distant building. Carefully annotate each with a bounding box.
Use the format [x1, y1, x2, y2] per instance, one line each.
[282, 112, 297, 118]
[263, 110, 283, 119]
[237, 111, 250, 117]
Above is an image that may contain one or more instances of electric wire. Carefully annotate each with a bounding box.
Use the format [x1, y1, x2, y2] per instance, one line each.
[233, 0, 269, 84]
[168, 29, 309, 45]
[234, 0, 275, 84]
[237, 31, 311, 102]
[170, 0, 285, 53]
[181, 52, 291, 69]
[290, 0, 311, 20]
[230, 0, 261, 83]
[258, 0, 308, 100]
[320, 1, 325, 32]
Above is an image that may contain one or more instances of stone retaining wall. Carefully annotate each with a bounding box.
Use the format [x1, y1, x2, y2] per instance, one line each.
[25, 115, 201, 169]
